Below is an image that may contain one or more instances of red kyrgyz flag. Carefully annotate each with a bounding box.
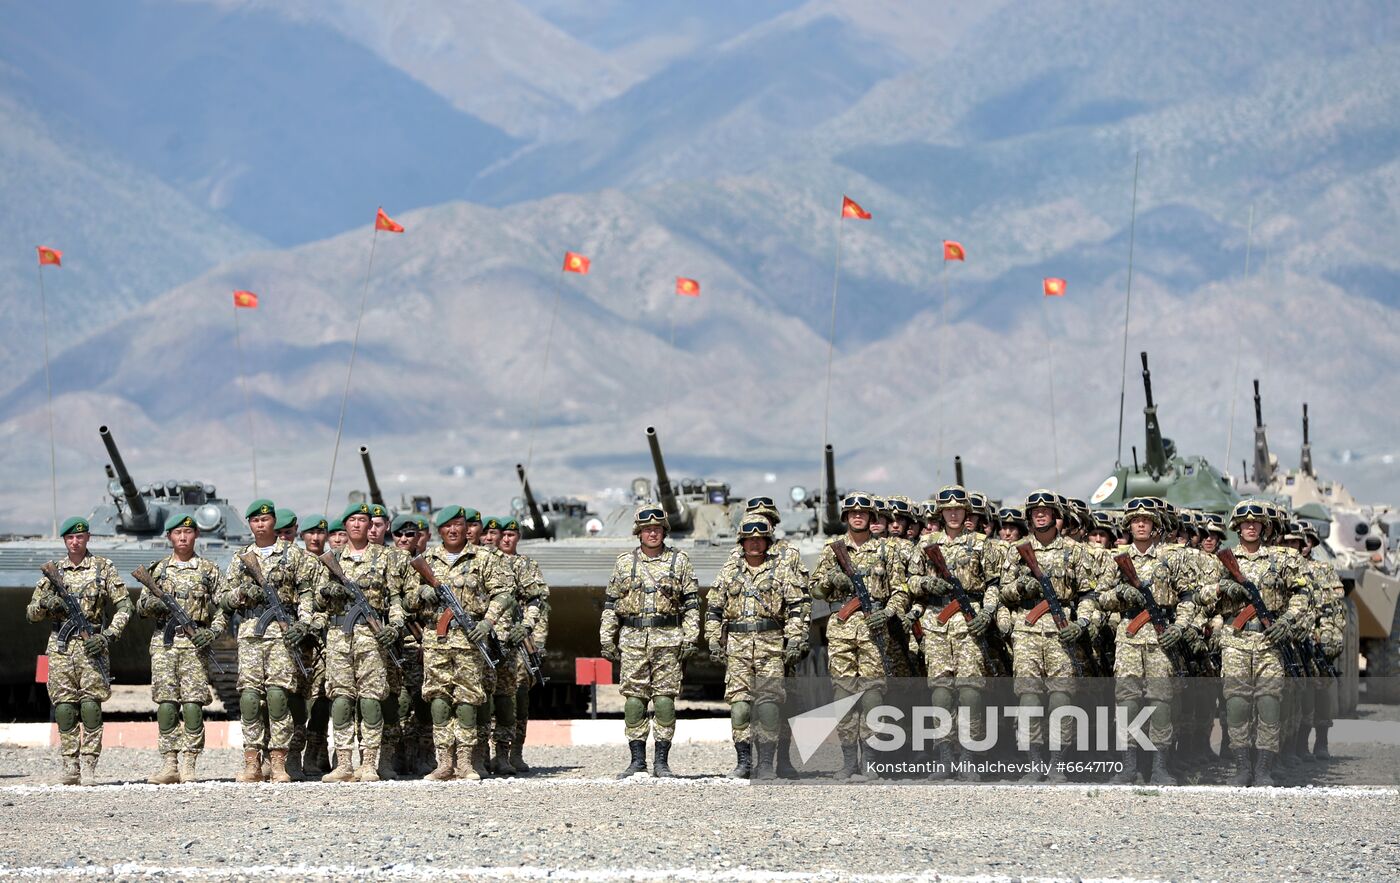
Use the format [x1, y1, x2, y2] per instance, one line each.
[233, 290, 260, 309]
[375, 207, 404, 233]
[562, 251, 591, 274]
[841, 196, 871, 220]
[1043, 277, 1066, 297]
[675, 277, 700, 297]
[36, 246, 62, 267]
[943, 240, 965, 262]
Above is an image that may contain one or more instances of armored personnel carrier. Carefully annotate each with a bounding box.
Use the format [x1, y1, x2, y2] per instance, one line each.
[0, 426, 245, 716]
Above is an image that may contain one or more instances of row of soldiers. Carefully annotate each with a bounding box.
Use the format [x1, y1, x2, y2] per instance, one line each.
[608, 488, 1344, 785]
[27, 501, 549, 786]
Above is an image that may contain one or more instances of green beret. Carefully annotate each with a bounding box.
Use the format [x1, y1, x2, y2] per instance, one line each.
[483, 515, 504, 530]
[163, 513, 197, 533]
[499, 516, 520, 532]
[369, 503, 389, 520]
[340, 502, 371, 522]
[274, 508, 297, 531]
[59, 516, 91, 536]
[244, 499, 276, 520]
[327, 516, 346, 533]
[434, 505, 466, 528]
[461, 508, 481, 524]
[299, 513, 328, 533]
[390, 513, 415, 532]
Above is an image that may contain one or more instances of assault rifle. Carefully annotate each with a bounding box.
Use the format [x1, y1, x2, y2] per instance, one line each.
[236, 551, 311, 679]
[39, 562, 111, 686]
[408, 555, 497, 671]
[319, 551, 404, 670]
[924, 545, 1004, 675]
[1111, 554, 1188, 677]
[831, 541, 892, 675]
[1216, 549, 1304, 678]
[130, 565, 225, 674]
[1014, 543, 1085, 676]
[521, 635, 548, 686]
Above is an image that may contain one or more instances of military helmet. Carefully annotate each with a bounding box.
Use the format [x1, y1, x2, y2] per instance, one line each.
[744, 496, 782, 526]
[934, 485, 971, 512]
[839, 491, 876, 515]
[1283, 521, 1307, 544]
[1299, 522, 1321, 545]
[1024, 489, 1062, 515]
[1124, 496, 1161, 528]
[736, 517, 774, 543]
[998, 506, 1028, 529]
[1204, 512, 1227, 537]
[1229, 499, 1270, 527]
[872, 497, 892, 521]
[887, 495, 916, 523]
[632, 505, 669, 535]
[1089, 510, 1118, 535]
[968, 492, 990, 519]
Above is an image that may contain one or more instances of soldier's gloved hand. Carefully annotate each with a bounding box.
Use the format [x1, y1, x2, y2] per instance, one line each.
[145, 593, 170, 614]
[1220, 579, 1249, 602]
[418, 585, 439, 605]
[1322, 637, 1342, 659]
[1186, 626, 1209, 656]
[375, 626, 399, 650]
[1116, 585, 1145, 608]
[83, 632, 108, 657]
[599, 640, 620, 663]
[39, 591, 66, 613]
[1265, 617, 1293, 647]
[678, 643, 699, 663]
[1159, 623, 1185, 649]
[783, 641, 804, 666]
[898, 609, 919, 630]
[1016, 573, 1042, 598]
[322, 581, 351, 601]
[282, 621, 311, 649]
[1057, 620, 1085, 645]
[968, 609, 993, 637]
[707, 639, 725, 665]
[918, 575, 954, 596]
[826, 571, 854, 598]
[190, 628, 215, 651]
[467, 620, 492, 643]
[507, 623, 528, 645]
[863, 607, 890, 629]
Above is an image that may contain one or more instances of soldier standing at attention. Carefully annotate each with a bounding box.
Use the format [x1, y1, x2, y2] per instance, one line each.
[327, 515, 349, 551]
[599, 506, 701, 778]
[414, 506, 515, 780]
[1300, 523, 1344, 759]
[367, 502, 412, 778]
[218, 499, 321, 783]
[275, 509, 299, 544]
[811, 493, 910, 779]
[391, 514, 431, 774]
[296, 513, 333, 777]
[706, 518, 808, 779]
[368, 504, 392, 546]
[27, 516, 132, 785]
[994, 490, 1100, 783]
[137, 513, 228, 784]
[313, 502, 407, 782]
[496, 516, 550, 774]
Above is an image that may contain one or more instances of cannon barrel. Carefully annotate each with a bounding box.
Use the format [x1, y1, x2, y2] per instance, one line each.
[823, 444, 840, 535]
[1251, 379, 1274, 486]
[1140, 352, 1169, 478]
[99, 425, 153, 530]
[359, 446, 385, 508]
[515, 463, 550, 539]
[954, 455, 964, 487]
[645, 427, 688, 530]
[1301, 403, 1314, 477]
[1253, 380, 1263, 428]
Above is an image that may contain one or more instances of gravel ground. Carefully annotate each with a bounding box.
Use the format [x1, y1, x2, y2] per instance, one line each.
[0, 744, 1395, 882]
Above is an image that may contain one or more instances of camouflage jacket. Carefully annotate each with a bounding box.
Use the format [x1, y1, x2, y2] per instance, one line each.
[1099, 542, 1201, 643]
[312, 542, 407, 632]
[704, 552, 808, 646]
[812, 533, 911, 615]
[496, 552, 549, 646]
[136, 554, 228, 635]
[220, 539, 321, 624]
[415, 542, 515, 626]
[1197, 546, 1309, 633]
[600, 545, 700, 644]
[27, 554, 132, 641]
[906, 529, 1003, 616]
[996, 533, 1101, 633]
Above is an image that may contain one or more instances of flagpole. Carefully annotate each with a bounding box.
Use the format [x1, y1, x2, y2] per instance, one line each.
[36, 261, 59, 537]
[325, 226, 381, 514]
[1114, 151, 1141, 468]
[523, 284, 563, 474]
[936, 259, 949, 483]
[1044, 294, 1061, 488]
[821, 208, 846, 470]
[231, 301, 259, 497]
[1223, 204, 1254, 475]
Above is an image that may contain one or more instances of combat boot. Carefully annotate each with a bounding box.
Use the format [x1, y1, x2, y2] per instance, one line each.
[774, 733, 799, 779]
[283, 743, 303, 780]
[753, 742, 777, 780]
[260, 753, 272, 781]
[236, 749, 265, 783]
[494, 741, 517, 776]
[59, 757, 80, 786]
[454, 743, 481, 781]
[1313, 725, 1331, 760]
[1148, 747, 1177, 786]
[957, 750, 983, 783]
[618, 739, 647, 778]
[652, 740, 675, 778]
[1280, 737, 1301, 770]
[424, 747, 455, 781]
[509, 742, 530, 774]
[80, 756, 98, 786]
[1228, 747, 1252, 786]
[1019, 745, 1046, 783]
[302, 738, 328, 778]
[929, 742, 955, 781]
[471, 744, 490, 779]
[1109, 748, 1138, 785]
[1045, 750, 1069, 784]
[376, 743, 398, 781]
[1296, 729, 1316, 764]
[1252, 749, 1276, 787]
[726, 742, 753, 779]
[147, 752, 180, 785]
[321, 749, 355, 783]
[834, 742, 859, 780]
[266, 749, 292, 783]
[353, 748, 380, 782]
[178, 752, 199, 784]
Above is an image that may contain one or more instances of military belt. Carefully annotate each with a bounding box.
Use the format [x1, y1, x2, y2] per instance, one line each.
[1237, 620, 1265, 634]
[620, 615, 680, 628]
[727, 618, 782, 634]
[328, 612, 377, 630]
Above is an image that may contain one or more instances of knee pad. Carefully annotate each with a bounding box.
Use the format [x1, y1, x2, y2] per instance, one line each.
[239, 690, 263, 724]
[1225, 696, 1251, 728]
[455, 703, 477, 731]
[755, 701, 780, 731]
[156, 701, 180, 733]
[331, 696, 355, 728]
[653, 696, 677, 726]
[358, 698, 383, 728]
[430, 697, 452, 727]
[55, 702, 79, 733]
[182, 703, 203, 733]
[860, 690, 883, 714]
[1150, 701, 1172, 729]
[1019, 692, 1042, 710]
[265, 687, 290, 721]
[957, 686, 984, 710]
[730, 700, 752, 730]
[79, 700, 102, 731]
[1257, 694, 1281, 726]
[931, 686, 956, 711]
[515, 686, 530, 716]
[1047, 691, 1072, 713]
[624, 696, 648, 728]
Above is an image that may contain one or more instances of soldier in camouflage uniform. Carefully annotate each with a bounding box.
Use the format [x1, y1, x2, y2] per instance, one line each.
[295, 514, 333, 777]
[1300, 523, 1344, 759]
[391, 514, 433, 775]
[412, 505, 515, 781]
[706, 518, 808, 779]
[599, 506, 701, 778]
[137, 513, 228, 784]
[365, 501, 410, 779]
[1196, 500, 1310, 786]
[994, 490, 1101, 783]
[497, 516, 550, 773]
[903, 485, 1003, 779]
[327, 515, 349, 551]
[27, 516, 132, 785]
[309, 502, 408, 782]
[811, 492, 911, 779]
[275, 508, 298, 544]
[218, 499, 322, 783]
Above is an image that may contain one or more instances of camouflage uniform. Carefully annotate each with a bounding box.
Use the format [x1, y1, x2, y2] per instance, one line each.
[600, 545, 701, 743]
[137, 554, 228, 755]
[1304, 555, 1345, 740]
[26, 554, 131, 769]
[502, 550, 550, 768]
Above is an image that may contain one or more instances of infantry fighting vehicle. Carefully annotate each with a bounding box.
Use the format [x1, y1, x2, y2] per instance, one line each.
[0, 426, 245, 716]
[511, 464, 593, 541]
